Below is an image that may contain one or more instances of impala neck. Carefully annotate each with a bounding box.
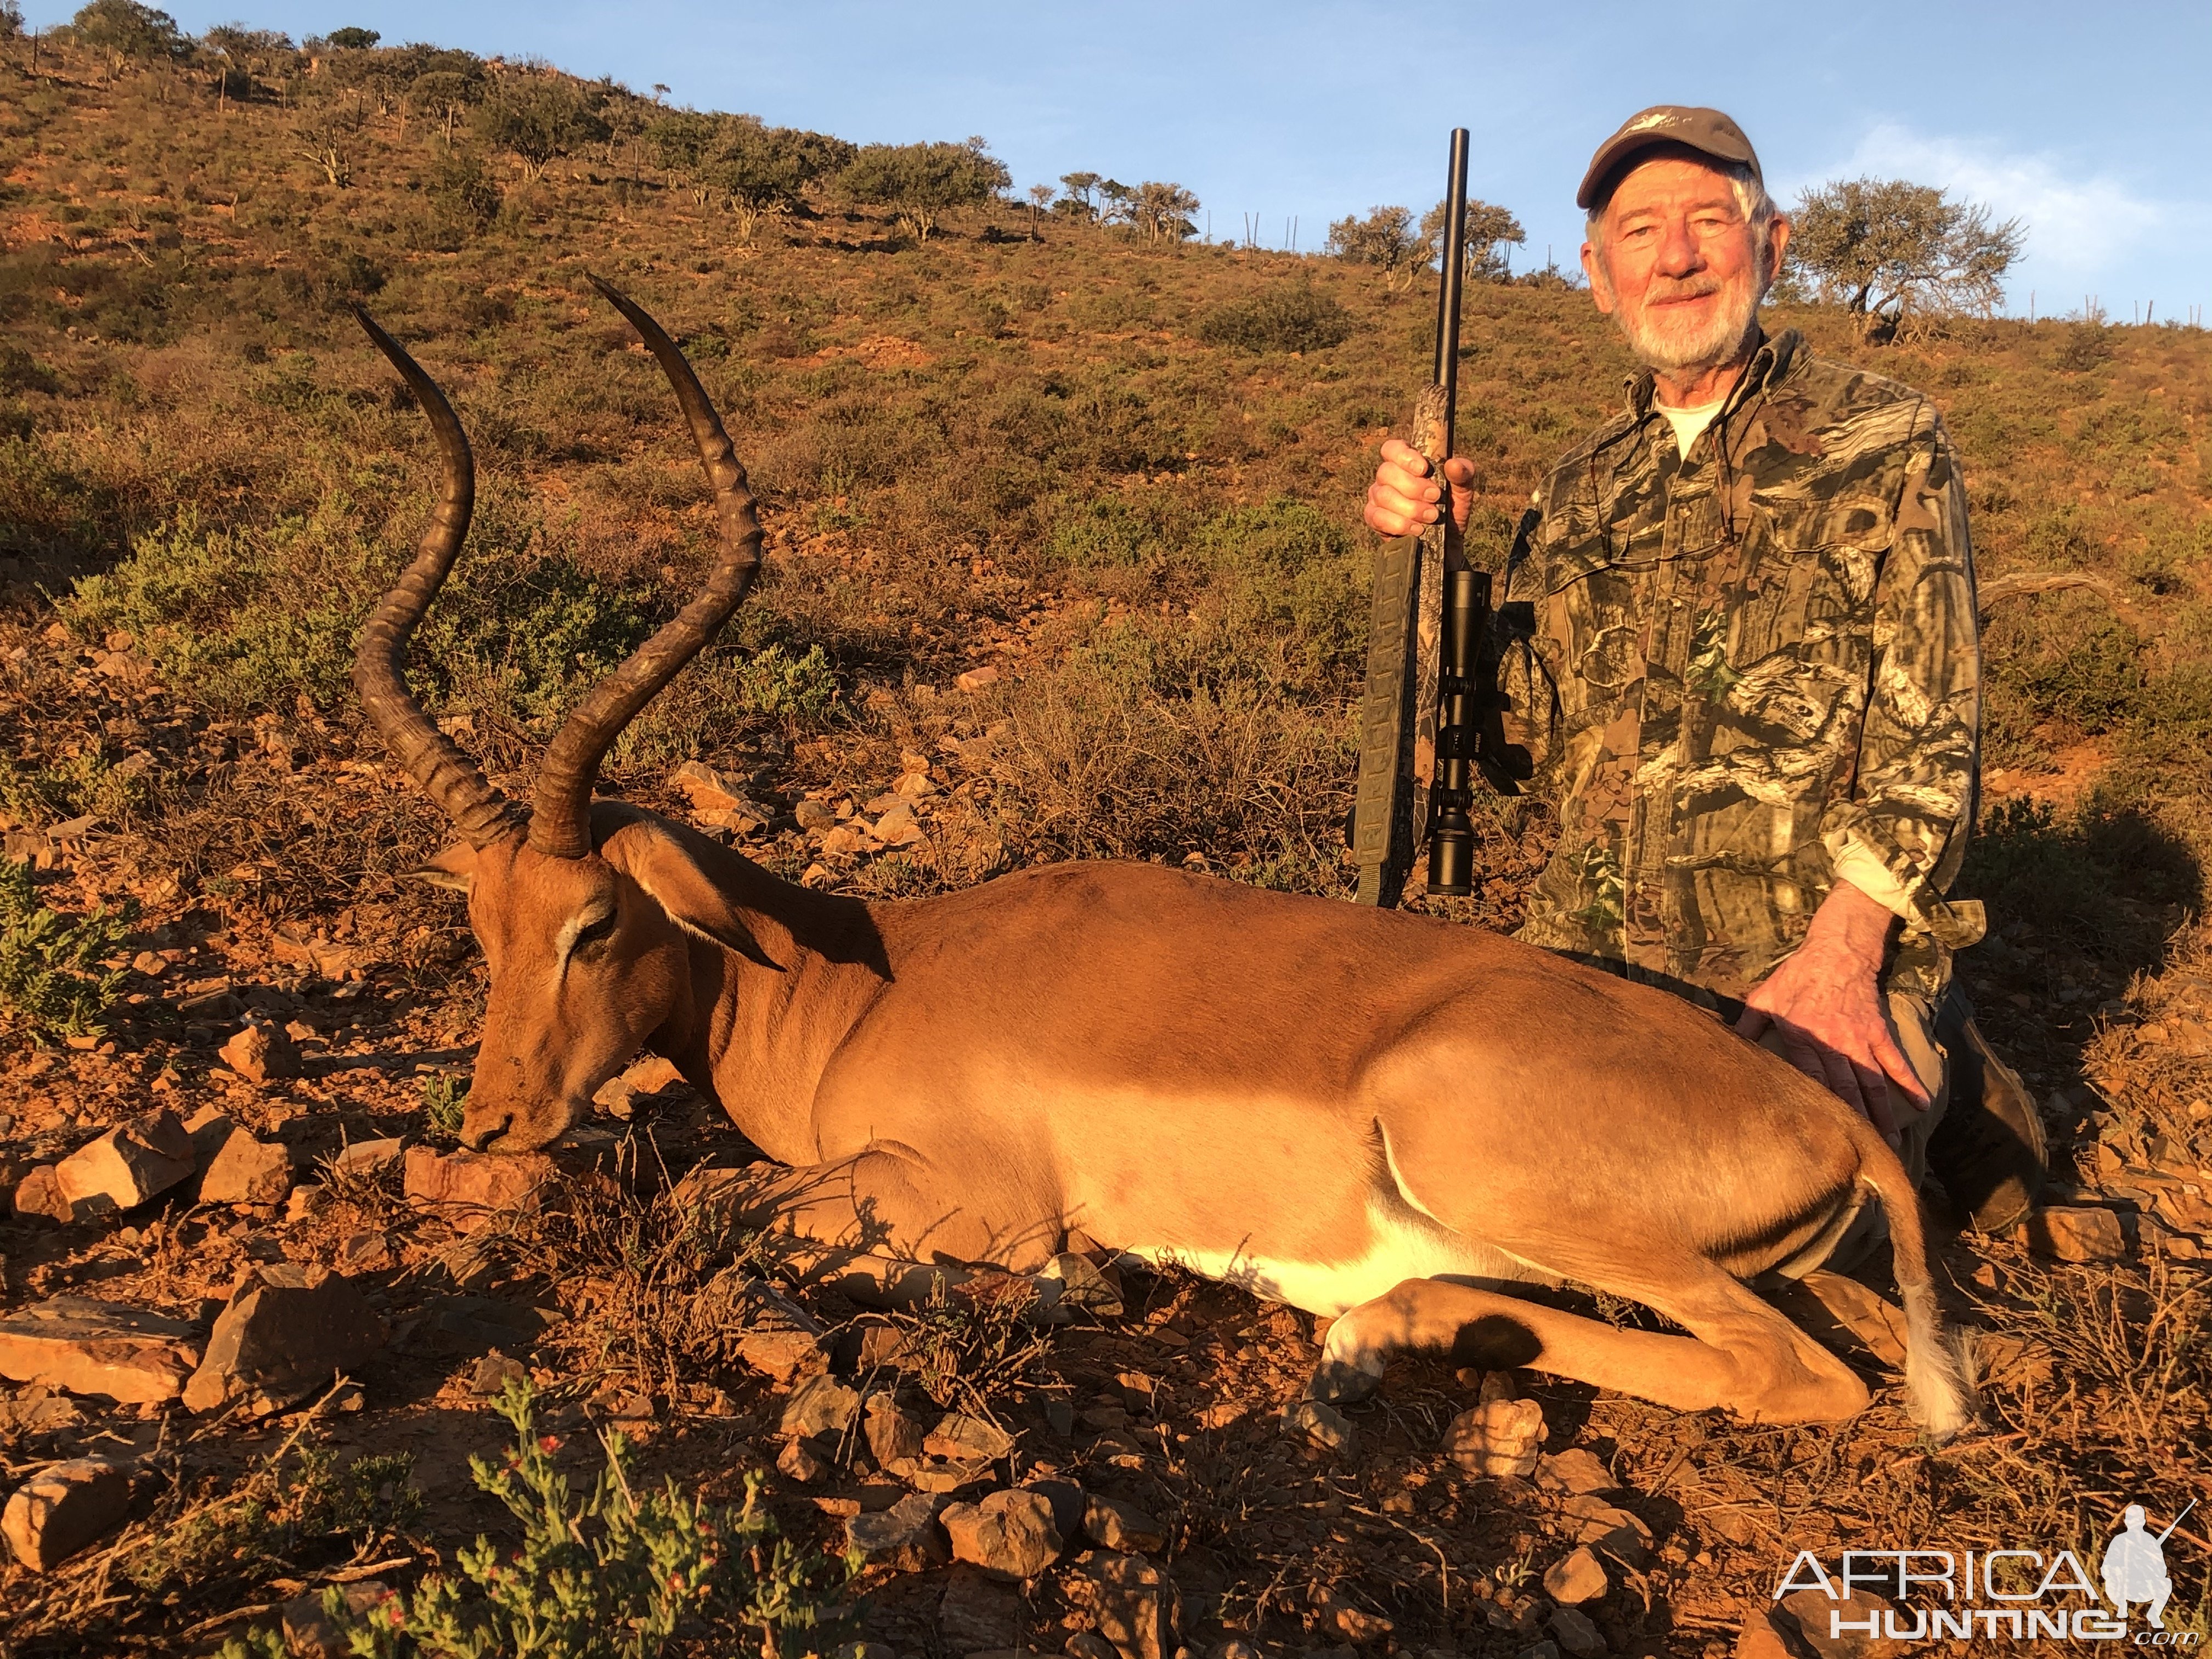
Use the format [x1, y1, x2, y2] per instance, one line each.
[657, 839, 894, 1163]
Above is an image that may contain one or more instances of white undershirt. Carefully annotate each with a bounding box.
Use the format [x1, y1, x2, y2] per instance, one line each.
[1655, 396, 1726, 460]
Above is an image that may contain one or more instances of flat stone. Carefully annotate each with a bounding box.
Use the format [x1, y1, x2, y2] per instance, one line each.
[942, 1487, 1064, 1579]
[54, 1110, 195, 1216]
[220, 1021, 300, 1084]
[3, 1456, 134, 1571]
[1082, 1493, 1167, 1554]
[403, 1146, 556, 1233]
[0, 1297, 202, 1402]
[1558, 1493, 1652, 1566]
[669, 759, 748, 811]
[199, 1127, 295, 1206]
[1542, 1544, 1608, 1605]
[1547, 1605, 1604, 1657]
[1535, 1449, 1617, 1496]
[1442, 1396, 1545, 1477]
[845, 1492, 949, 1570]
[794, 798, 838, 831]
[1773, 1272, 1908, 1369]
[332, 1137, 407, 1178]
[865, 1394, 928, 1472]
[1065, 1550, 1176, 1659]
[182, 1264, 385, 1415]
[927, 1410, 1015, 1464]
[1286, 1396, 1356, 1454]
[956, 665, 1000, 692]
[10, 1165, 69, 1222]
[781, 1373, 862, 1440]
[2024, 1205, 2129, 1262]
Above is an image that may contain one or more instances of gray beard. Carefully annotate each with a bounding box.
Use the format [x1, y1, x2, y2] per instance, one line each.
[1616, 275, 1764, 378]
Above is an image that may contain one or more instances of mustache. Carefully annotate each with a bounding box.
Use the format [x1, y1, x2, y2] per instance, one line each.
[1641, 275, 1726, 307]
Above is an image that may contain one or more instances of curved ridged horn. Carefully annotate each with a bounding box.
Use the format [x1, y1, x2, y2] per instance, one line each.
[526, 275, 765, 860]
[351, 309, 527, 849]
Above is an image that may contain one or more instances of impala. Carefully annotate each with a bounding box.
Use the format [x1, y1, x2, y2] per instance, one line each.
[352, 281, 1973, 1442]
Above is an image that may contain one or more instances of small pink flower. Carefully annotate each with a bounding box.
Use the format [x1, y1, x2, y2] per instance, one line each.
[540, 1435, 562, 1453]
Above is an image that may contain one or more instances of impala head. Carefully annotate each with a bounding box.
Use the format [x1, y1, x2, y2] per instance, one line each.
[352, 280, 765, 1153]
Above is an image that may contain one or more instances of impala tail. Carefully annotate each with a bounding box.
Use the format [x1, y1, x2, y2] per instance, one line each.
[1852, 1113, 1978, 1440]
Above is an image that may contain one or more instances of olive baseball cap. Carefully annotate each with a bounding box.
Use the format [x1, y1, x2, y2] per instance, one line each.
[1577, 105, 1763, 211]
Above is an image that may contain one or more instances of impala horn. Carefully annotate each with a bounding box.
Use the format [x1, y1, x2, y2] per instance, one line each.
[527, 275, 764, 859]
[352, 279, 765, 860]
[351, 307, 528, 849]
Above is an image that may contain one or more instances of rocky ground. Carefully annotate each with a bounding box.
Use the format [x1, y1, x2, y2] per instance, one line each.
[3, 636, 2210, 1659]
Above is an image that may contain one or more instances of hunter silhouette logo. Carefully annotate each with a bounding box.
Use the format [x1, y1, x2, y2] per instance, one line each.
[2104, 1501, 2193, 1630]
[1773, 1499, 2201, 1643]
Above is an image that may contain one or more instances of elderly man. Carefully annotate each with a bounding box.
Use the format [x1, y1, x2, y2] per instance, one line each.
[1363, 106, 2043, 1239]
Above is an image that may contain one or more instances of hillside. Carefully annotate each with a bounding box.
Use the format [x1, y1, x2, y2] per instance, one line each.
[2, 25, 2209, 1657]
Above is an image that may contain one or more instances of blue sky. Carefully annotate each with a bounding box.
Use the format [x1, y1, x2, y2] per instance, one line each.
[32, 0, 2210, 321]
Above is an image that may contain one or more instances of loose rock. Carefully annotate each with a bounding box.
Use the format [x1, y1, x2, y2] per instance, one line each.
[0, 1296, 203, 1402]
[1535, 1449, 1617, 1496]
[403, 1146, 556, 1233]
[1775, 1585, 1905, 1658]
[1558, 1493, 1653, 1566]
[1082, 1493, 1167, 1554]
[1442, 1396, 1545, 1477]
[781, 1373, 863, 1440]
[54, 1110, 196, 1216]
[1066, 1550, 1176, 1659]
[1543, 1544, 1608, 1605]
[220, 1020, 301, 1084]
[199, 1127, 295, 1206]
[845, 1492, 950, 1570]
[938, 1571, 1027, 1652]
[10, 1165, 69, 1222]
[2024, 1205, 2129, 1263]
[926, 1410, 1015, 1465]
[332, 1137, 407, 1178]
[182, 1264, 385, 1415]
[956, 665, 1000, 692]
[942, 1487, 1064, 1579]
[2, 1456, 134, 1571]
[865, 1393, 928, 1472]
[778, 1438, 832, 1485]
[1547, 1605, 1604, 1657]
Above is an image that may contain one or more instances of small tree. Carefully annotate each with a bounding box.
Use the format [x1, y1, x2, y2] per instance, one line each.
[709, 118, 852, 239]
[1419, 198, 1526, 281]
[1327, 205, 1421, 290]
[324, 25, 377, 48]
[839, 138, 1009, 241]
[1127, 181, 1199, 245]
[69, 0, 187, 71]
[409, 69, 483, 144]
[475, 74, 611, 183]
[293, 101, 363, 186]
[203, 24, 291, 96]
[1787, 176, 2024, 340]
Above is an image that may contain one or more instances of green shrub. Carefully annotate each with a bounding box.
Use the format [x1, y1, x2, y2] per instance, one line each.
[0, 858, 132, 1042]
[735, 641, 837, 719]
[221, 1379, 855, 1659]
[1198, 279, 1354, 354]
[420, 1073, 468, 1142]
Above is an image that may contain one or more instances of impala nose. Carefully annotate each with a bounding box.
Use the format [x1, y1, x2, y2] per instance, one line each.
[462, 1110, 513, 1152]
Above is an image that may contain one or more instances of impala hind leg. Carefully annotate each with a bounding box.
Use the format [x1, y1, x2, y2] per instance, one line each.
[1307, 1268, 1869, 1426]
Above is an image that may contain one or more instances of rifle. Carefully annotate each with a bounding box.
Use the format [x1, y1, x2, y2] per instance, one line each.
[1352, 127, 1492, 907]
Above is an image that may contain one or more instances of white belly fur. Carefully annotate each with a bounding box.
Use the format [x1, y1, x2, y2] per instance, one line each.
[1127, 1203, 1555, 1319]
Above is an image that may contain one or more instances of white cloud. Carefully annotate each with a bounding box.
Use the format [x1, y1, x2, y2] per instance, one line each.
[1778, 121, 2201, 306]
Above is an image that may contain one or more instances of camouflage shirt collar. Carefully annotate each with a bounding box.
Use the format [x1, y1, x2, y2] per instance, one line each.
[1621, 326, 1806, 426]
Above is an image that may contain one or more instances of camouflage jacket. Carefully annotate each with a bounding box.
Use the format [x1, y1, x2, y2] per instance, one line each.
[1496, 328, 1984, 1005]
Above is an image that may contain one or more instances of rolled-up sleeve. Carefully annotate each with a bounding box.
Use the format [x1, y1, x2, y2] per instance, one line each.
[1821, 414, 1984, 946]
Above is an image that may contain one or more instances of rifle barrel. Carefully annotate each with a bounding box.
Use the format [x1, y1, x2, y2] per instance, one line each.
[1432, 127, 1471, 444]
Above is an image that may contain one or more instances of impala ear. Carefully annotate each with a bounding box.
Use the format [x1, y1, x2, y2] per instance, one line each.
[409, 841, 478, 893]
[608, 819, 782, 972]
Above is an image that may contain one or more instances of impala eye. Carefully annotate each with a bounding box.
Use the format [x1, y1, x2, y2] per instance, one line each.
[572, 907, 618, 952]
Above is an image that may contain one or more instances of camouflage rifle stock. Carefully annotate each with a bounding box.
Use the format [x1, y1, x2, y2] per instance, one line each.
[1353, 127, 1470, 907]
